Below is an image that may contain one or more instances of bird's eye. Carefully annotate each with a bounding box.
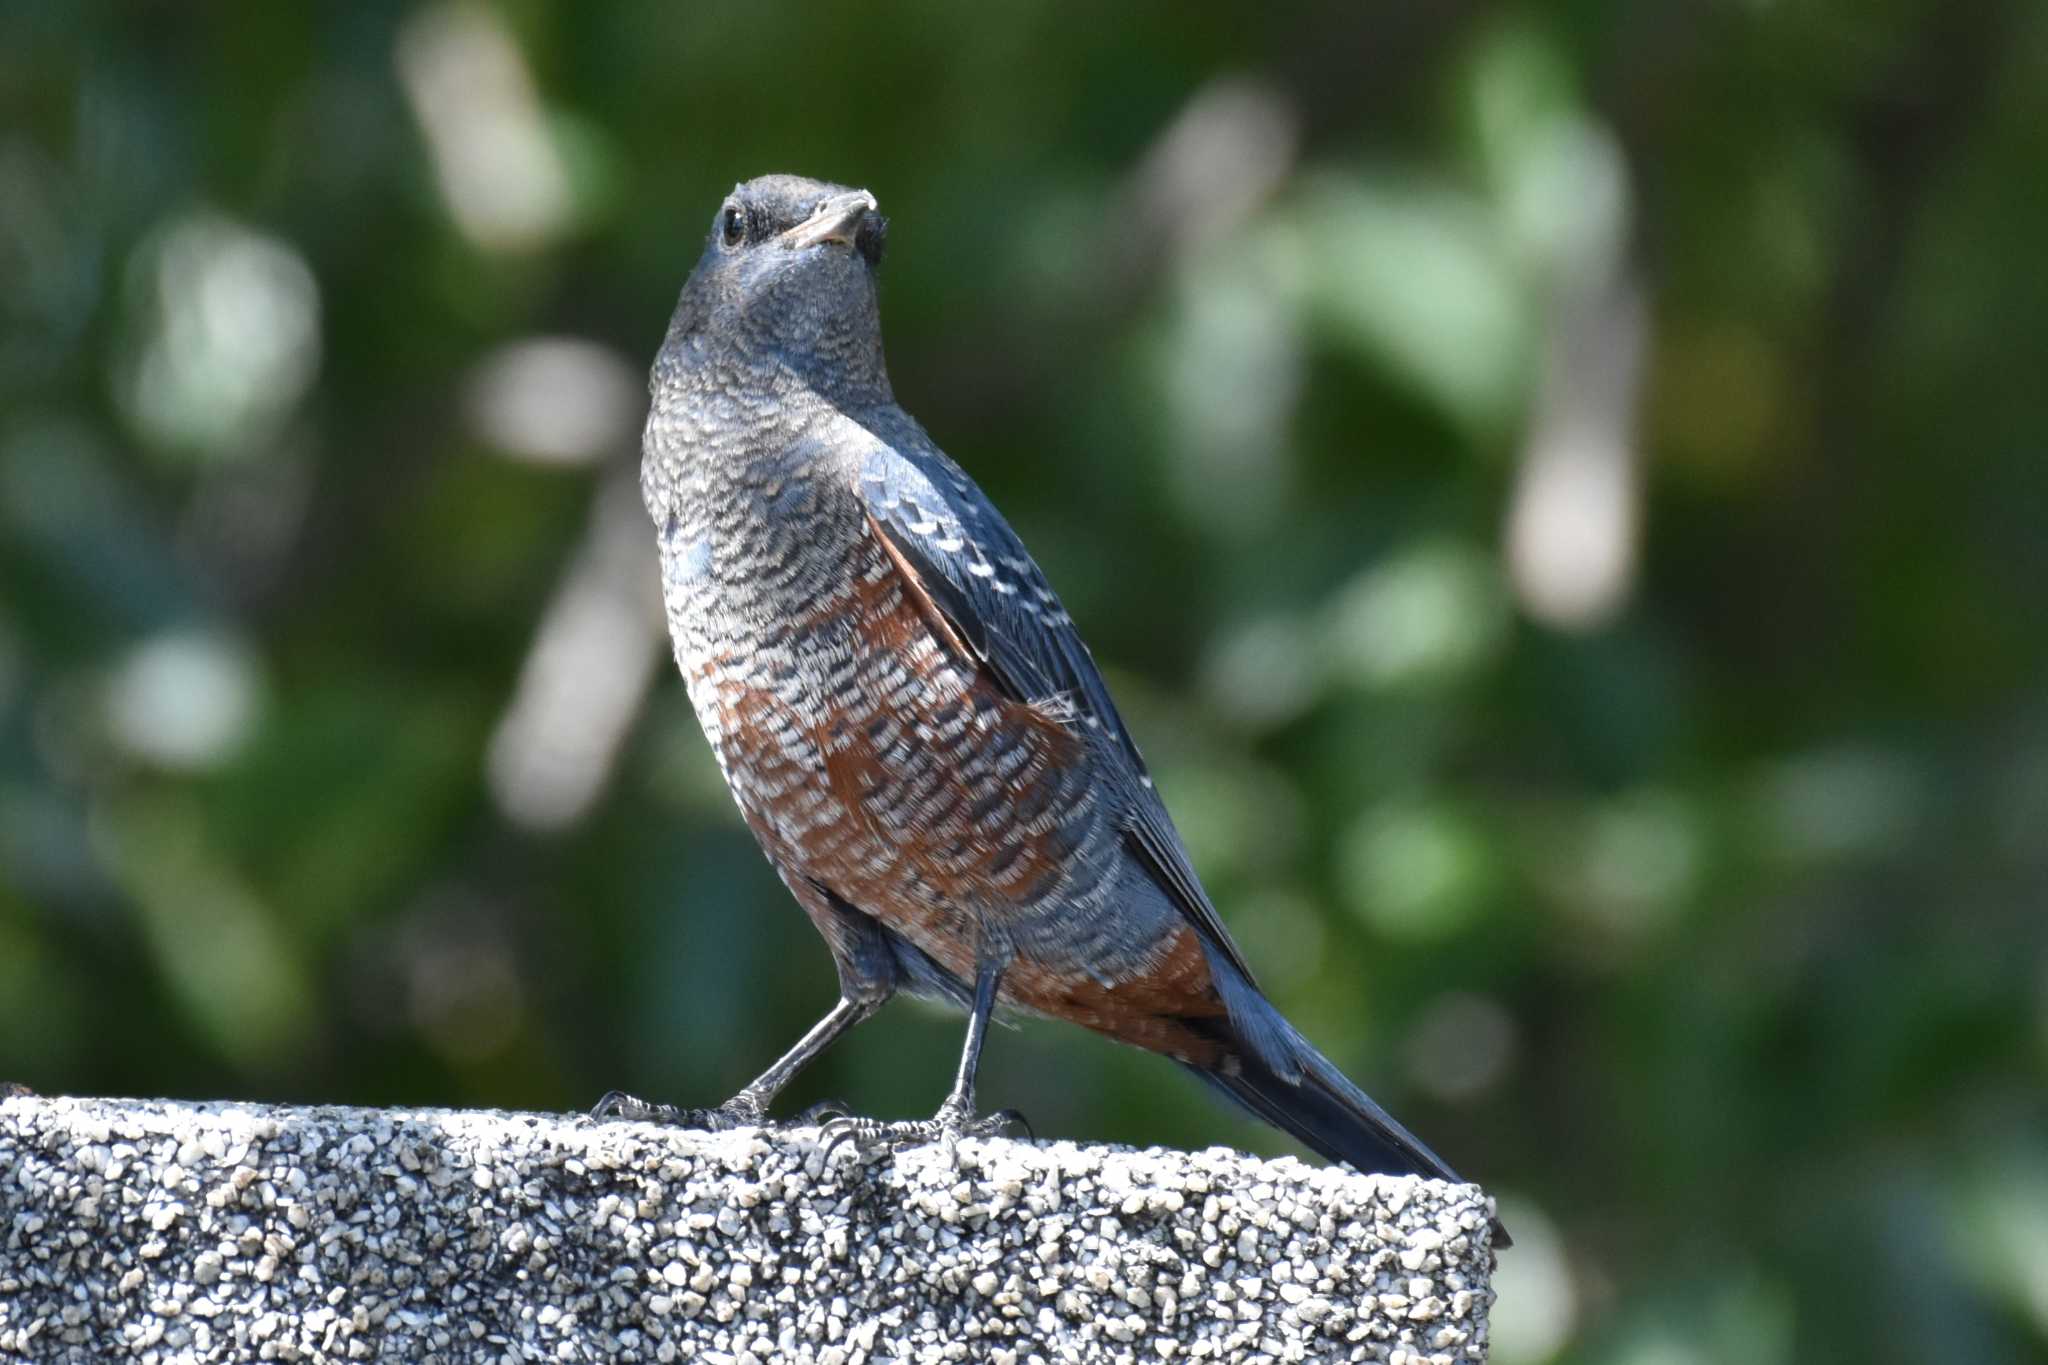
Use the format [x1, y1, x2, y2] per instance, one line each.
[720, 205, 746, 247]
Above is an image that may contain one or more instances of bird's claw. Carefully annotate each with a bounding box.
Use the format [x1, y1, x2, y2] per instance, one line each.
[819, 1105, 1031, 1162]
[793, 1098, 854, 1126]
[586, 1089, 766, 1131]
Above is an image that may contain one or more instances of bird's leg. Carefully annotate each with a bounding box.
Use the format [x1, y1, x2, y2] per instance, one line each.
[590, 994, 880, 1129]
[823, 958, 1030, 1158]
[932, 957, 1006, 1132]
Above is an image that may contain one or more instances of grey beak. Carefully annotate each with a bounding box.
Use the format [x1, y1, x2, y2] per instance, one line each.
[782, 190, 878, 250]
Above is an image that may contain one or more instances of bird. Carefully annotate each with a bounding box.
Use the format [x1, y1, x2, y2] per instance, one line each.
[597, 172, 1505, 1248]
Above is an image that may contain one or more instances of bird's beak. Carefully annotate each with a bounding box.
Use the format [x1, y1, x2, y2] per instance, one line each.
[782, 190, 878, 251]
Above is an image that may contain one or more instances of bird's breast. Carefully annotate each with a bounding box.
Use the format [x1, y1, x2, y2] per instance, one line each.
[669, 515, 1134, 961]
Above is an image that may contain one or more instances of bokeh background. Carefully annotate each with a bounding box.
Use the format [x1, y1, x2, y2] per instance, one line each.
[4, 2, 2045, 1360]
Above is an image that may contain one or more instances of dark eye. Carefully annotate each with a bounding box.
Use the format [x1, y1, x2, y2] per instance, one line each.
[720, 204, 746, 247]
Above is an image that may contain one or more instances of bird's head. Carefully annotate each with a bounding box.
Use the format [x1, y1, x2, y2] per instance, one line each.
[658, 174, 892, 404]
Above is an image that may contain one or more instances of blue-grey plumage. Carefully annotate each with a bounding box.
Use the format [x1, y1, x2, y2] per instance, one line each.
[610, 172, 1505, 1249]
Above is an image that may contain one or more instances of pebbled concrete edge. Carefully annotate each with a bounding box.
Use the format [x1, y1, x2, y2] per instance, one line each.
[1, 1095, 1495, 1364]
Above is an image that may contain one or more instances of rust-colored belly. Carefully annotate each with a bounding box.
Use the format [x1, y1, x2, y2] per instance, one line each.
[698, 528, 1224, 1057]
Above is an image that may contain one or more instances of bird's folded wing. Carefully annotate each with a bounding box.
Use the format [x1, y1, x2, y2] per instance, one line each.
[854, 439, 1258, 986]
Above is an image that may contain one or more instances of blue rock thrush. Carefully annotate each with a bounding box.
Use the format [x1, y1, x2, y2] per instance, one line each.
[597, 174, 1504, 1246]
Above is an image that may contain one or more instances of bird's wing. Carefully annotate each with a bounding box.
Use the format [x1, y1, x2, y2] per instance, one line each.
[855, 438, 1258, 986]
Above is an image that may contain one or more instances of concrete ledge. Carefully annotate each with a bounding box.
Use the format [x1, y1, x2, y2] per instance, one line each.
[0, 1095, 1494, 1364]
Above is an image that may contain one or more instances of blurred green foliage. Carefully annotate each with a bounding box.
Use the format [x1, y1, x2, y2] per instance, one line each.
[3, 2, 2045, 1361]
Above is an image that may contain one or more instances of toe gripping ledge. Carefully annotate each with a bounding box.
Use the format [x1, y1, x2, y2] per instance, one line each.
[0, 1095, 1498, 1363]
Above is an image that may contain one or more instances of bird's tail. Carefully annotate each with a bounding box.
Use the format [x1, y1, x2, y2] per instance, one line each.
[1192, 954, 1511, 1248]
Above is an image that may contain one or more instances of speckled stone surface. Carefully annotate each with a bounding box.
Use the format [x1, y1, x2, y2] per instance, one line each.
[0, 1096, 1494, 1364]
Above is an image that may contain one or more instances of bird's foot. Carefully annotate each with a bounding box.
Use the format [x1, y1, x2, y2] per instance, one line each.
[587, 1089, 767, 1131]
[820, 1098, 1031, 1163]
